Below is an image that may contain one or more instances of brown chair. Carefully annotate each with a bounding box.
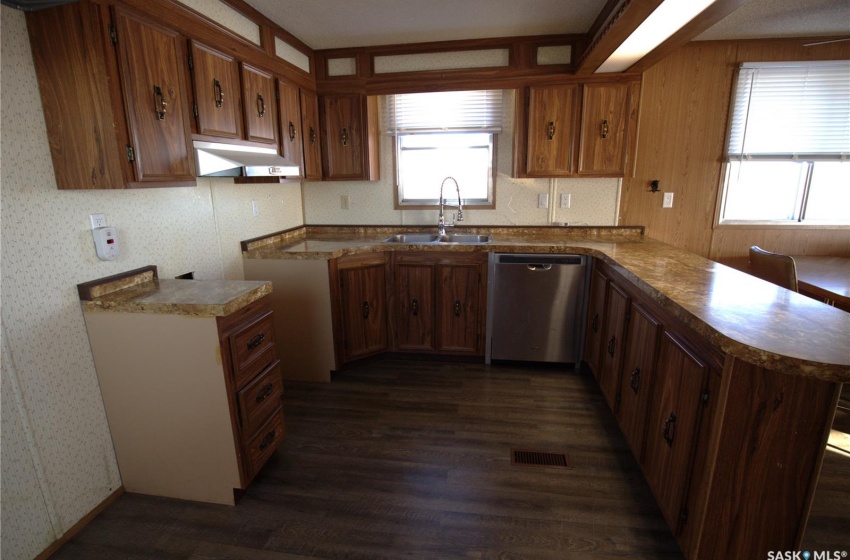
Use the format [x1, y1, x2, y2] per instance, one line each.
[748, 246, 798, 292]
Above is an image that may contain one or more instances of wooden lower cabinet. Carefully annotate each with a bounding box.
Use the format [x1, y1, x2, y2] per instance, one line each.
[394, 255, 437, 351]
[82, 295, 283, 505]
[598, 281, 629, 411]
[583, 265, 608, 379]
[331, 253, 390, 364]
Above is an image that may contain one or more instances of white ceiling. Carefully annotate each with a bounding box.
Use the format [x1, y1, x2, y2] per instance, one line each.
[244, 0, 850, 51]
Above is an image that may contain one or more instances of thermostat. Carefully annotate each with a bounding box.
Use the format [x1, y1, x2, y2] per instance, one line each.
[93, 227, 119, 261]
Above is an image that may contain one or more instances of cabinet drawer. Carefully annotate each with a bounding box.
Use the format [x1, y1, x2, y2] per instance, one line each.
[238, 360, 283, 437]
[230, 311, 275, 380]
[244, 407, 284, 480]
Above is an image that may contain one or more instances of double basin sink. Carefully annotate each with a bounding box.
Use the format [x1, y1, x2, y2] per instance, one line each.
[383, 233, 492, 245]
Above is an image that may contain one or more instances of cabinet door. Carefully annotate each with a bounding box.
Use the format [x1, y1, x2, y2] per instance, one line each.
[616, 301, 662, 462]
[189, 41, 242, 139]
[526, 85, 577, 176]
[300, 89, 323, 180]
[114, 8, 195, 183]
[339, 263, 388, 361]
[583, 265, 609, 379]
[321, 94, 364, 179]
[241, 64, 278, 144]
[395, 259, 436, 351]
[578, 83, 629, 175]
[643, 332, 709, 536]
[598, 282, 629, 412]
[437, 259, 484, 354]
[277, 80, 304, 176]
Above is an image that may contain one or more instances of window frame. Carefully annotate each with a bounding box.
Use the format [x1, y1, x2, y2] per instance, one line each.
[714, 61, 850, 229]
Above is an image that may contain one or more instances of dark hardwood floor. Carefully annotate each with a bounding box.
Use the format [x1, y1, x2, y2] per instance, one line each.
[51, 359, 849, 559]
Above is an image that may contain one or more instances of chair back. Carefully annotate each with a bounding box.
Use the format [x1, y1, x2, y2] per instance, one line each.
[748, 246, 798, 292]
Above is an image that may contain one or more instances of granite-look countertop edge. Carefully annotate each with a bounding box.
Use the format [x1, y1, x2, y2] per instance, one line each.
[242, 229, 850, 382]
[81, 279, 272, 317]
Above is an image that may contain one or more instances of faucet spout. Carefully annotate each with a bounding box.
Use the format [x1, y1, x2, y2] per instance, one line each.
[438, 176, 463, 236]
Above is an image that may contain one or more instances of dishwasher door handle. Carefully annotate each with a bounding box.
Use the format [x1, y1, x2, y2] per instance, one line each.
[526, 264, 552, 271]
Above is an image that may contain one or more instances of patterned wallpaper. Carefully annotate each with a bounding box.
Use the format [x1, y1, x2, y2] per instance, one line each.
[303, 91, 620, 226]
[0, 8, 303, 560]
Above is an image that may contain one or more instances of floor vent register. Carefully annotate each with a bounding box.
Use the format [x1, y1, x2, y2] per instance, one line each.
[511, 449, 572, 469]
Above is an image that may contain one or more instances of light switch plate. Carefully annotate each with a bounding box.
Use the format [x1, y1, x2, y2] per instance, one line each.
[663, 192, 674, 208]
[251, 200, 259, 217]
[538, 193, 549, 209]
[340, 195, 350, 210]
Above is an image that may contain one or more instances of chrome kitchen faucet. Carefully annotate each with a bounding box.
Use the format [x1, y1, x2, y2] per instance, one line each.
[437, 176, 463, 236]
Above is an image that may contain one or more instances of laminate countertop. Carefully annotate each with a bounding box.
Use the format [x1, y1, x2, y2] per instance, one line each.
[78, 266, 272, 317]
[242, 226, 850, 382]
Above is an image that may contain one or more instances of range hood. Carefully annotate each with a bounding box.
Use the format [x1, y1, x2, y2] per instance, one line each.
[194, 141, 300, 178]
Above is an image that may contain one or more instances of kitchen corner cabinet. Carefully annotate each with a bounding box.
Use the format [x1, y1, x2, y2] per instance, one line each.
[189, 40, 243, 139]
[241, 64, 278, 145]
[27, 2, 196, 189]
[299, 89, 323, 180]
[320, 94, 380, 180]
[82, 295, 283, 505]
[331, 253, 390, 364]
[392, 253, 487, 356]
[277, 80, 304, 176]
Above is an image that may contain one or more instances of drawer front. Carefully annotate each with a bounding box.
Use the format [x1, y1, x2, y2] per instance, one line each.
[233, 345, 276, 390]
[230, 311, 275, 381]
[238, 360, 283, 437]
[244, 407, 284, 480]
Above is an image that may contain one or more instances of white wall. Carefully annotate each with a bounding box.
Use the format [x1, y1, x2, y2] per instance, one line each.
[303, 90, 622, 227]
[0, 7, 303, 560]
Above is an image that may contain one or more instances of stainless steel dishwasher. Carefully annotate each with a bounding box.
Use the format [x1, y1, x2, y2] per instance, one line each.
[488, 254, 586, 364]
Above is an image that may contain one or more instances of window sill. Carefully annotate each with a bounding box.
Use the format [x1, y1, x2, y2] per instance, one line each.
[715, 221, 850, 230]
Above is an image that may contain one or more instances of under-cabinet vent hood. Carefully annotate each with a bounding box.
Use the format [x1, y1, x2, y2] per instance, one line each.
[194, 141, 300, 178]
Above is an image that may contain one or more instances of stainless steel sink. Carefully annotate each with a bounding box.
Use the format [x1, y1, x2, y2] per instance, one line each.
[383, 233, 492, 244]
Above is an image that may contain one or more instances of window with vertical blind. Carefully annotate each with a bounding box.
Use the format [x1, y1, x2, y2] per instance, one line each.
[385, 90, 503, 206]
[719, 61, 850, 224]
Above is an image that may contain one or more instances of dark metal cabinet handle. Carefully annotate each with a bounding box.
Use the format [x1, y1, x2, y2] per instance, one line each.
[601, 119, 609, 139]
[630, 367, 641, 394]
[257, 93, 265, 117]
[247, 332, 265, 350]
[341, 127, 349, 146]
[547, 121, 555, 141]
[362, 301, 370, 319]
[454, 299, 462, 317]
[258, 429, 276, 450]
[591, 312, 599, 333]
[662, 413, 677, 446]
[153, 85, 167, 120]
[309, 126, 317, 144]
[411, 299, 419, 316]
[288, 121, 296, 142]
[213, 78, 223, 108]
[255, 383, 274, 403]
[607, 336, 616, 357]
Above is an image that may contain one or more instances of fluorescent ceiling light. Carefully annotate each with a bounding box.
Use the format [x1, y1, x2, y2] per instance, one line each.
[596, 0, 717, 73]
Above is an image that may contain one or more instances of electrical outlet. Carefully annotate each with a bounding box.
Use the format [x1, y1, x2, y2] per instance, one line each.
[663, 192, 674, 208]
[538, 193, 549, 209]
[340, 195, 350, 210]
[89, 213, 107, 229]
[251, 200, 260, 217]
[560, 193, 572, 209]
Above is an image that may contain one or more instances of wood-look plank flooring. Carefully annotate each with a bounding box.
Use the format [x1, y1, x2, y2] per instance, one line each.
[51, 359, 849, 559]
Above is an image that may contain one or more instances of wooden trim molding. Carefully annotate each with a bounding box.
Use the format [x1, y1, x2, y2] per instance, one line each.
[34, 487, 124, 560]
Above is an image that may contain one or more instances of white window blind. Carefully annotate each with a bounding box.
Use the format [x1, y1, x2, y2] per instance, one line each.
[727, 61, 850, 161]
[385, 90, 503, 134]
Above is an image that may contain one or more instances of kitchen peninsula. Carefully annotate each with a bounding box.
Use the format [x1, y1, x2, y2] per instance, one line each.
[243, 224, 849, 559]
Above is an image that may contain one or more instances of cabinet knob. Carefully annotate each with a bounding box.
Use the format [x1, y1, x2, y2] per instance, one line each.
[591, 312, 599, 333]
[547, 121, 555, 141]
[153, 85, 167, 120]
[362, 301, 370, 319]
[288, 121, 296, 142]
[258, 429, 276, 450]
[255, 383, 274, 403]
[341, 127, 349, 146]
[662, 412, 677, 446]
[247, 332, 265, 350]
[607, 336, 616, 357]
[630, 367, 641, 394]
[309, 126, 317, 145]
[257, 93, 266, 117]
[213, 78, 224, 108]
[601, 119, 609, 139]
[411, 299, 419, 316]
[454, 299, 462, 317]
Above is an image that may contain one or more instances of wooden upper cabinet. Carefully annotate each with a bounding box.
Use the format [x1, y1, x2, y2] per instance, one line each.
[277, 80, 304, 176]
[525, 85, 577, 176]
[321, 94, 380, 181]
[578, 83, 632, 176]
[299, 89, 323, 180]
[113, 7, 195, 184]
[241, 64, 278, 145]
[189, 41, 242, 139]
